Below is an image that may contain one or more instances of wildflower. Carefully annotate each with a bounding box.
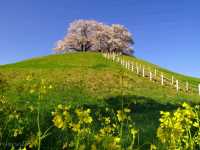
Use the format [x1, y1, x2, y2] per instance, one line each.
[100, 127, 112, 135]
[104, 117, 111, 124]
[13, 128, 23, 137]
[75, 108, 93, 124]
[193, 122, 199, 128]
[51, 111, 55, 115]
[20, 147, 27, 150]
[64, 106, 70, 110]
[131, 128, 138, 136]
[129, 124, 133, 128]
[84, 116, 93, 124]
[157, 102, 200, 149]
[112, 124, 117, 128]
[52, 114, 64, 129]
[182, 102, 190, 109]
[27, 134, 38, 148]
[150, 144, 157, 150]
[62, 142, 68, 149]
[114, 137, 121, 143]
[124, 108, 131, 113]
[57, 104, 63, 109]
[117, 110, 126, 122]
[86, 108, 91, 113]
[70, 123, 80, 133]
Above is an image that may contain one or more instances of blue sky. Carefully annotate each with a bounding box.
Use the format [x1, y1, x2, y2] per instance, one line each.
[0, 0, 199, 77]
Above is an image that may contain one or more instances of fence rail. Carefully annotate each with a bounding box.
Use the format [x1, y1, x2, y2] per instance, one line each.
[102, 52, 200, 96]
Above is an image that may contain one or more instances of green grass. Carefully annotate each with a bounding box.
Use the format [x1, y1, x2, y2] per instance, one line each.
[0, 52, 200, 149]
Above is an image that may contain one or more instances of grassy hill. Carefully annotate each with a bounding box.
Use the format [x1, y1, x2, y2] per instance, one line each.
[1, 52, 200, 104]
[0, 52, 200, 149]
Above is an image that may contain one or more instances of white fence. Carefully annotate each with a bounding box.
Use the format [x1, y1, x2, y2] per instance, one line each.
[102, 52, 200, 96]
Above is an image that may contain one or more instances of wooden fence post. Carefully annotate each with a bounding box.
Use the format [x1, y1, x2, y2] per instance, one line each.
[198, 84, 200, 96]
[161, 74, 164, 85]
[150, 72, 152, 81]
[176, 80, 179, 92]
[136, 65, 139, 75]
[122, 60, 125, 66]
[154, 69, 157, 78]
[142, 67, 145, 77]
[131, 63, 134, 72]
[127, 61, 130, 70]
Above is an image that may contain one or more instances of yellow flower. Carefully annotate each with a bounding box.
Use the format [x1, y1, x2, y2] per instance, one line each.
[193, 122, 199, 128]
[57, 104, 63, 110]
[114, 137, 121, 143]
[150, 144, 157, 150]
[51, 111, 55, 115]
[13, 128, 23, 137]
[100, 127, 112, 135]
[104, 117, 111, 124]
[112, 124, 117, 128]
[52, 115, 64, 128]
[86, 108, 91, 113]
[75, 108, 93, 124]
[84, 116, 93, 124]
[124, 108, 131, 113]
[182, 102, 191, 109]
[131, 128, 138, 136]
[21, 147, 27, 150]
[117, 110, 126, 122]
[71, 123, 80, 132]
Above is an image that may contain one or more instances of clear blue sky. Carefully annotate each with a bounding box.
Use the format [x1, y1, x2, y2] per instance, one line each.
[0, 0, 199, 77]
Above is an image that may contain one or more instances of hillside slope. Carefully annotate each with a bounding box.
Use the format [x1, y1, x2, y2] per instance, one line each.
[1, 52, 200, 148]
[0, 52, 200, 104]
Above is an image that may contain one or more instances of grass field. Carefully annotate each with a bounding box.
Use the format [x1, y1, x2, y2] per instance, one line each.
[0, 52, 200, 149]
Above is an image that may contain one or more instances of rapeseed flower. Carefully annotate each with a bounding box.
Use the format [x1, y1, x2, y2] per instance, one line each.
[52, 114, 64, 129]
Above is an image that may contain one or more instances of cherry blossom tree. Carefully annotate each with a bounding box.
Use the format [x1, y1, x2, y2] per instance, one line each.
[54, 20, 134, 54]
[109, 24, 134, 53]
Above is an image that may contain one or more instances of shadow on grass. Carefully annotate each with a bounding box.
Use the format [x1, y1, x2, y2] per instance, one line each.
[103, 95, 179, 149]
[104, 94, 179, 111]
